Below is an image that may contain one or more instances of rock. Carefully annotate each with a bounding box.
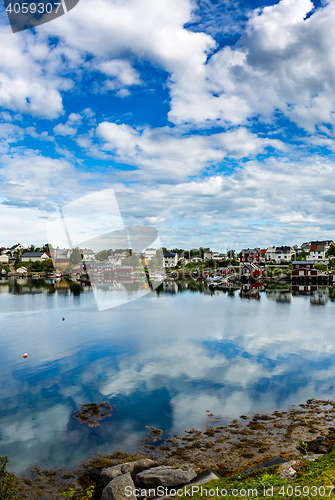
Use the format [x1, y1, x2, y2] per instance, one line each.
[136, 466, 197, 487]
[88, 464, 123, 490]
[300, 430, 335, 454]
[121, 459, 159, 477]
[243, 456, 285, 474]
[279, 461, 298, 480]
[189, 470, 221, 485]
[305, 454, 323, 462]
[102, 472, 136, 500]
[300, 436, 328, 454]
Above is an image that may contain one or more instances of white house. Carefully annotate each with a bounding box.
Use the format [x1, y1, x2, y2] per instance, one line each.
[80, 248, 96, 261]
[21, 252, 49, 262]
[265, 246, 295, 263]
[16, 266, 28, 275]
[309, 241, 333, 260]
[0, 254, 9, 263]
[6, 243, 25, 257]
[54, 248, 72, 259]
[144, 248, 157, 260]
[163, 252, 178, 268]
[203, 251, 221, 261]
[191, 257, 203, 263]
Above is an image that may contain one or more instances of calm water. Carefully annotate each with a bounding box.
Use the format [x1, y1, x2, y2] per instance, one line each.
[1, 279, 335, 473]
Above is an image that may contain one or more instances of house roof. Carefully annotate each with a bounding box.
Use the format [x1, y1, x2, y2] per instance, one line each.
[275, 246, 293, 253]
[242, 262, 262, 270]
[22, 252, 47, 257]
[241, 248, 257, 253]
[164, 252, 176, 257]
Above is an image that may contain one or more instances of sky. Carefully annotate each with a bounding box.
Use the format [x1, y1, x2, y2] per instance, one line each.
[0, 0, 335, 251]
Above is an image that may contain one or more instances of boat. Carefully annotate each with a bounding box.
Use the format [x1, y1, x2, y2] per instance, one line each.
[206, 274, 219, 284]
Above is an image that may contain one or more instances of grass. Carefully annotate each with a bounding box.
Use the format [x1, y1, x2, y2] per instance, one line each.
[177, 450, 335, 500]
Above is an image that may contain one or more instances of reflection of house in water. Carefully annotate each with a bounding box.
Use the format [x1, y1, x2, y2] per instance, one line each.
[240, 283, 264, 299]
[162, 281, 178, 294]
[266, 289, 292, 302]
[310, 288, 329, 305]
[203, 286, 219, 295]
[292, 284, 318, 296]
[55, 281, 71, 295]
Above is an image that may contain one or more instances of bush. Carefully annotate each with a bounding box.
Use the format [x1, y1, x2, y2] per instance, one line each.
[0, 456, 21, 500]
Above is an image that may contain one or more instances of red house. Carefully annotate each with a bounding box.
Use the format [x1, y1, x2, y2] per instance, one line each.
[241, 263, 265, 277]
[216, 267, 231, 276]
[291, 261, 318, 277]
[239, 248, 260, 263]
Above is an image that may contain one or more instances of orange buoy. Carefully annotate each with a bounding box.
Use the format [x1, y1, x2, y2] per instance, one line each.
[23, 353, 28, 358]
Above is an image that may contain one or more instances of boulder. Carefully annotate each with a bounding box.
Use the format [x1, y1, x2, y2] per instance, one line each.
[136, 466, 197, 487]
[102, 472, 136, 500]
[88, 464, 123, 490]
[299, 430, 335, 454]
[121, 459, 159, 477]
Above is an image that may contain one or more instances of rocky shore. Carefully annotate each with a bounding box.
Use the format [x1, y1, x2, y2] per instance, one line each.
[10, 398, 335, 499]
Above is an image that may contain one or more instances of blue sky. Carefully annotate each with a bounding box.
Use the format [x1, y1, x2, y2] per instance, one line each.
[0, 0, 335, 251]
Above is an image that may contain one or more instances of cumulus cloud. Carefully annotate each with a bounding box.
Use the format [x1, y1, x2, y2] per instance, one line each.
[96, 121, 285, 178]
[0, 29, 76, 118]
[169, 0, 335, 130]
[112, 155, 335, 248]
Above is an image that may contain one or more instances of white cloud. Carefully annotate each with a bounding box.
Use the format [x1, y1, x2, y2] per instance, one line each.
[96, 122, 285, 178]
[112, 155, 335, 248]
[99, 59, 142, 90]
[54, 123, 78, 136]
[168, 0, 335, 131]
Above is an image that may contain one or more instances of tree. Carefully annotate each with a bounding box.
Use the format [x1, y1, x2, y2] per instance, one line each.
[326, 246, 335, 257]
[70, 248, 82, 265]
[96, 250, 109, 261]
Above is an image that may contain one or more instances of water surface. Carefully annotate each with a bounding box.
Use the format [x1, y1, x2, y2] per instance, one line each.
[1, 279, 335, 473]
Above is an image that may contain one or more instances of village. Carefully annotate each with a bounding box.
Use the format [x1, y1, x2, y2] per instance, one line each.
[0, 240, 334, 290]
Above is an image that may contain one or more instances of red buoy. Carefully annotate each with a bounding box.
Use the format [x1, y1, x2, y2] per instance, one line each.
[62, 317, 65, 321]
[23, 353, 28, 358]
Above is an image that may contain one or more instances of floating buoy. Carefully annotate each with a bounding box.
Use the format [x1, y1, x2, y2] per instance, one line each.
[62, 317, 65, 321]
[23, 353, 28, 358]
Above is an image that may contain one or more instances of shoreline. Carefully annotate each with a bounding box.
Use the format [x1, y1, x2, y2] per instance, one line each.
[7, 398, 335, 499]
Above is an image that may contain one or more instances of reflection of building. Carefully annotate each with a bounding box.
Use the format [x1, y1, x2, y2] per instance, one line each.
[162, 281, 178, 294]
[310, 288, 329, 305]
[240, 283, 264, 299]
[292, 285, 318, 296]
[266, 290, 291, 302]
